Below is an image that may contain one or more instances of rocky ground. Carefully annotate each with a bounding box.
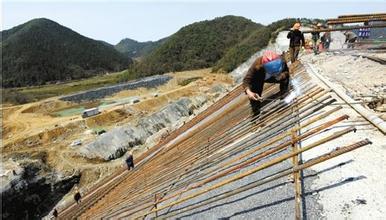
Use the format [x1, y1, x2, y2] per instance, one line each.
[301, 50, 386, 119]
[1, 158, 80, 219]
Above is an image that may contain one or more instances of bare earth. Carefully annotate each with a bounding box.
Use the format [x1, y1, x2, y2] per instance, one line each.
[1, 69, 234, 188]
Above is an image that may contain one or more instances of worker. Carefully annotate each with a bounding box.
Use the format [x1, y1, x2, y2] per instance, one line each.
[125, 153, 134, 170]
[321, 31, 331, 50]
[344, 31, 357, 48]
[52, 209, 58, 219]
[74, 186, 82, 204]
[287, 22, 305, 63]
[243, 50, 290, 116]
[311, 23, 322, 54]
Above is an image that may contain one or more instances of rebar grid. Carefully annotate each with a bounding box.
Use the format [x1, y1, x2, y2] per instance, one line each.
[58, 63, 372, 220]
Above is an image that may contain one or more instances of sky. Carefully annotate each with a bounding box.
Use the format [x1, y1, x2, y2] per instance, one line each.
[2, 0, 385, 44]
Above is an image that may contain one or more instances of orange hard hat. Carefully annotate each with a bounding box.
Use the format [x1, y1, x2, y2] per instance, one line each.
[262, 50, 280, 64]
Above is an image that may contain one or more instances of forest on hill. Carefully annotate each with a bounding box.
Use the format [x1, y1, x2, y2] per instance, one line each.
[1, 18, 130, 88]
[121, 16, 302, 81]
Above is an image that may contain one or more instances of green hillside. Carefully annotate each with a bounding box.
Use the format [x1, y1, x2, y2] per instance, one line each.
[1, 18, 131, 87]
[122, 16, 300, 81]
[214, 18, 298, 72]
[114, 38, 167, 58]
[130, 16, 263, 77]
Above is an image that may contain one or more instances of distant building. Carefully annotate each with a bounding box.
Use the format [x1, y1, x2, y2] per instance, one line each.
[82, 107, 100, 118]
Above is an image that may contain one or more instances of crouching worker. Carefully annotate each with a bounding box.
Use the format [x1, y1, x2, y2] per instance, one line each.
[344, 31, 357, 49]
[243, 50, 290, 116]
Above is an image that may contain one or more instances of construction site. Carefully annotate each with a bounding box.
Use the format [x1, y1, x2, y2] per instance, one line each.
[1, 12, 386, 220]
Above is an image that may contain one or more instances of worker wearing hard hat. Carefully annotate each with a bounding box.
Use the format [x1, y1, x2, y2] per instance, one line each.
[243, 50, 289, 115]
[287, 22, 305, 63]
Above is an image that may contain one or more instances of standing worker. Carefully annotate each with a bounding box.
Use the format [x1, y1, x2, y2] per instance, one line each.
[126, 153, 135, 170]
[73, 186, 82, 204]
[243, 50, 290, 116]
[287, 22, 305, 63]
[344, 31, 358, 48]
[52, 209, 58, 219]
[363, 21, 371, 39]
[321, 30, 331, 50]
[311, 23, 322, 54]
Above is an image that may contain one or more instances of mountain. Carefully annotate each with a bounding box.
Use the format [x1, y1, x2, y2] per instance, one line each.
[214, 18, 298, 72]
[129, 16, 264, 77]
[1, 18, 131, 87]
[114, 38, 167, 58]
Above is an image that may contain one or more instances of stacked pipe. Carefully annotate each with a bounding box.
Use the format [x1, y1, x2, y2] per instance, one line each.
[338, 13, 386, 19]
[302, 23, 386, 33]
[327, 13, 386, 25]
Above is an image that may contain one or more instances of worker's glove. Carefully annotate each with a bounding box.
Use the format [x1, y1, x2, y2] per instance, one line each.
[246, 88, 261, 101]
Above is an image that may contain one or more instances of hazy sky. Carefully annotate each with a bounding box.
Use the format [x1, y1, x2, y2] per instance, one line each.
[2, 0, 385, 44]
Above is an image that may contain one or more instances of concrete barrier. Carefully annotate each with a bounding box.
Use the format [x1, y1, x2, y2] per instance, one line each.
[59, 75, 172, 102]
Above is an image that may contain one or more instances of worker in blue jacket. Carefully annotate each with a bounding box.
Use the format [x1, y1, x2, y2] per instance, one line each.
[243, 50, 289, 116]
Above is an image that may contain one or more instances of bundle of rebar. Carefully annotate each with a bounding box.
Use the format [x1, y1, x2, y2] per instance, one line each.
[327, 13, 386, 25]
[302, 24, 386, 33]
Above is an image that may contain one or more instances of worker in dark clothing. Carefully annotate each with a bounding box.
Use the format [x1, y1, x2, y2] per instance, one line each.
[74, 187, 81, 204]
[74, 192, 81, 204]
[243, 50, 290, 116]
[287, 22, 305, 63]
[52, 209, 58, 218]
[126, 153, 134, 170]
[321, 31, 331, 50]
[311, 23, 322, 55]
[344, 31, 358, 48]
